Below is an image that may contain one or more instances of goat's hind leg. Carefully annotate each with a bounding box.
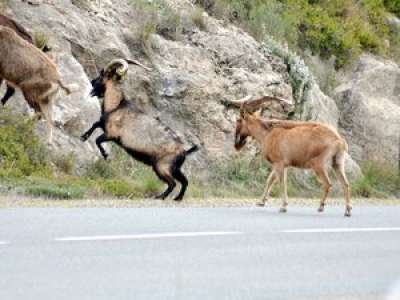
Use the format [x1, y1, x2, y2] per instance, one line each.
[333, 153, 351, 217]
[172, 168, 188, 201]
[312, 164, 332, 213]
[153, 164, 176, 200]
[95, 134, 111, 160]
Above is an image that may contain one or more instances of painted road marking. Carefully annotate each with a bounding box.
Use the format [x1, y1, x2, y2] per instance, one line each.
[283, 227, 400, 233]
[56, 231, 243, 242]
[0, 241, 9, 245]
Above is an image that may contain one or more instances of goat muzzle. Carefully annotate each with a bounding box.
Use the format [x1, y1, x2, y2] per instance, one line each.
[234, 135, 247, 150]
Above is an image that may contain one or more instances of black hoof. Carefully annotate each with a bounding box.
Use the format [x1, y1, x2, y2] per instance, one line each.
[173, 196, 183, 201]
[344, 206, 352, 217]
[279, 207, 287, 213]
[80, 135, 88, 142]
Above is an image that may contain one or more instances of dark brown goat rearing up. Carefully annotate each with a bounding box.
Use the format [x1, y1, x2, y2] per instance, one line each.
[81, 59, 199, 201]
[229, 95, 352, 217]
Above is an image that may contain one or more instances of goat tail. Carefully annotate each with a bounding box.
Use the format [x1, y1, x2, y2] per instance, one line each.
[333, 140, 348, 168]
[58, 80, 79, 95]
[185, 145, 199, 156]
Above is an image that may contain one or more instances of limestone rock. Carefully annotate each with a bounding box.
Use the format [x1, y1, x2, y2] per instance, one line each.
[335, 54, 400, 164]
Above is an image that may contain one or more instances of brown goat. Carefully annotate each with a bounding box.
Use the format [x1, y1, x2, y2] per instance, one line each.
[229, 95, 351, 217]
[81, 59, 199, 201]
[0, 14, 51, 106]
[0, 25, 77, 143]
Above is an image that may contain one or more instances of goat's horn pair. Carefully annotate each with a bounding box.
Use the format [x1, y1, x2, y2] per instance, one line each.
[105, 59, 129, 76]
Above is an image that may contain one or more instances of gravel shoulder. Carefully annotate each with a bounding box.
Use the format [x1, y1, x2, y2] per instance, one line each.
[0, 195, 398, 208]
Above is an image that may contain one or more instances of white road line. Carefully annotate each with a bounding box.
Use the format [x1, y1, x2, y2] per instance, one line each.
[283, 227, 400, 233]
[0, 241, 10, 245]
[55, 231, 243, 242]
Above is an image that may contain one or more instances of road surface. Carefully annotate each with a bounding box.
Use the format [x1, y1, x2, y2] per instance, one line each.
[1, 205, 400, 300]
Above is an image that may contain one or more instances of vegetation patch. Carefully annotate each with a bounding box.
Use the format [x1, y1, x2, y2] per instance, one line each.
[191, 7, 207, 30]
[384, 0, 400, 17]
[0, 109, 50, 178]
[352, 161, 400, 198]
[199, 0, 397, 68]
[130, 0, 181, 44]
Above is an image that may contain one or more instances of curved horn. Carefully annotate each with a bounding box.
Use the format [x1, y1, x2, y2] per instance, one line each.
[126, 58, 152, 72]
[105, 58, 129, 76]
[225, 94, 293, 113]
[242, 95, 293, 112]
[224, 95, 253, 108]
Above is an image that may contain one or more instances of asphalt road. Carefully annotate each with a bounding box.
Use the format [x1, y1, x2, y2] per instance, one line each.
[1, 205, 400, 300]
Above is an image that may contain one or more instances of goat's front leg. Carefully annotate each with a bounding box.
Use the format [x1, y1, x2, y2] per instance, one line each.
[95, 133, 111, 160]
[257, 170, 277, 207]
[81, 120, 103, 142]
[1, 85, 15, 106]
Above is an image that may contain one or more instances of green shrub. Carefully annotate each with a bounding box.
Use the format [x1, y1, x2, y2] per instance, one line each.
[212, 0, 297, 44]
[101, 179, 134, 198]
[83, 145, 162, 198]
[130, 0, 181, 42]
[139, 172, 162, 194]
[195, 155, 272, 198]
[191, 7, 207, 30]
[385, 0, 400, 16]
[208, 0, 392, 68]
[53, 153, 76, 175]
[25, 184, 86, 199]
[84, 158, 116, 179]
[353, 162, 400, 198]
[0, 110, 50, 177]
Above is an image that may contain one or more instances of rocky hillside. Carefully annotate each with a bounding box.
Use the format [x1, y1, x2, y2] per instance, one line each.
[1, 0, 399, 179]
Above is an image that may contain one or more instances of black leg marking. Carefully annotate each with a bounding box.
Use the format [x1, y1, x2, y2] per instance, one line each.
[95, 134, 111, 160]
[81, 120, 103, 142]
[173, 169, 188, 201]
[153, 166, 176, 200]
[1, 85, 15, 106]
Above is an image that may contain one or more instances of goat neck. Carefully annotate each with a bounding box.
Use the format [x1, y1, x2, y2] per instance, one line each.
[246, 116, 273, 145]
[103, 80, 124, 113]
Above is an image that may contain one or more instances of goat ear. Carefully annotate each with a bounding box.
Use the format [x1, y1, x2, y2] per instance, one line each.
[239, 103, 245, 118]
